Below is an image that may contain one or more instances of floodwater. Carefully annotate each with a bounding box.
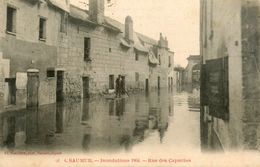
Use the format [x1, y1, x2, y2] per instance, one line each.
[0, 88, 200, 154]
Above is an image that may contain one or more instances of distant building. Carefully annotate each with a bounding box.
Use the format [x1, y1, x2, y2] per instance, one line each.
[174, 66, 185, 91]
[57, 0, 175, 99]
[183, 55, 201, 86]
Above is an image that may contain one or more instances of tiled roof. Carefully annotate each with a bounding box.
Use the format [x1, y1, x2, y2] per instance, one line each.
[70, 5, 90, 21]
[136, 33, 158, 46]
[48, 0, 70, 12]
[68, 4, 160, 54]
[148, 50, 159, 65]
[187, 55, 201, 60]
[120, 38, 131, 48]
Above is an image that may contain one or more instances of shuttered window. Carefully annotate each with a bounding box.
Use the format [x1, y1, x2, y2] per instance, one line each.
[205, 57, 229, 120]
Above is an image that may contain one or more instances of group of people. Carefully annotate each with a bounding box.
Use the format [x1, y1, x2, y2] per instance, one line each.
[115, 75, 126, 98]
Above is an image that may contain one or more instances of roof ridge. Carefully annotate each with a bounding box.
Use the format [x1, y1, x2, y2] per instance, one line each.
[69, 4, 159, 45]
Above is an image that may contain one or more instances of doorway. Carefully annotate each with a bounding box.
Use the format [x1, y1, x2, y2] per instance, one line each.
[145, 78, 149, 93]
[5, 78, 16, 105]
[56, 71, 64, 102]
[82, 77, 90, 99]
[121, 75, 126, 93]
[158, 76, 160, 90]
[27, 71, 39, 108]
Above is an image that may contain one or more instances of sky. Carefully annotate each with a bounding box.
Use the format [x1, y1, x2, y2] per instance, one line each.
[70, 0, 200, 67]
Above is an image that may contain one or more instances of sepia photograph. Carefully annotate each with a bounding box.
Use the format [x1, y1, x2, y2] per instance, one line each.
[0, 0, 260, 166]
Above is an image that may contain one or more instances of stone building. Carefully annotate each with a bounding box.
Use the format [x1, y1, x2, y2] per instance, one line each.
[0, 0, 174, 111]
[0, 0, 70, 109]
[57, 0, 175, 99]
[200, 0, 260, 151]
[183, 55, 201, 86]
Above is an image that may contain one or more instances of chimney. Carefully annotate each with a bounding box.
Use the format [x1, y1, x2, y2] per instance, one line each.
[125, 16, 134, 43]
[165, 37, 168, 48]
[159, 33, 163, 47]
[89, 0, 105, 24]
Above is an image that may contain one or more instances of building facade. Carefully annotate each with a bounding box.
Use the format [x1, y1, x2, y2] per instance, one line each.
[0, 0, 71, 109]
[183, 55, 201, 88]
[200, 0, 260, 151]
[57, 0, 175, 99]
[0, 0, 175, 112]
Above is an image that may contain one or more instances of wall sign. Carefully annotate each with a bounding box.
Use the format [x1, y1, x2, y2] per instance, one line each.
[16, 72, 28, 90]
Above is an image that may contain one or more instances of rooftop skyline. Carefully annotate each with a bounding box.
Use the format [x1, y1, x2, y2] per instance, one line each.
[70, 0, 200, 67]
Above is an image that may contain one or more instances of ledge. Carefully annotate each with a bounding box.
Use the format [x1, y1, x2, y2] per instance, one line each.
[39, 38, 46, 42]
[84, 58, 92, 62]
[6, 30, 16, 36]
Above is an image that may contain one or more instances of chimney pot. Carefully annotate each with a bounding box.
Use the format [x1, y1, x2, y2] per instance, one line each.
[89, 0, 105, 24]
[125, 16, 134, 43]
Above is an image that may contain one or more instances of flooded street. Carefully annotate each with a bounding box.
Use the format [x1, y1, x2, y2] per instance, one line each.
[0, 89, 200, 154]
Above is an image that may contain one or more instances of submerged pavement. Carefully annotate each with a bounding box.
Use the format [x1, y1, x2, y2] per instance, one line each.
[0, 88, 201, 154]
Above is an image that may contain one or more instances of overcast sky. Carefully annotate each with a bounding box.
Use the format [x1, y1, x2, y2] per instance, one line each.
[70, 0, 200, 67]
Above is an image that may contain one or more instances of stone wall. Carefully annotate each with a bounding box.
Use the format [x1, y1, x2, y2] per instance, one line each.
[184, 59, 200, 85]
[241, 0, 260, 150]
[1, 0, 61, 45]
[0, 0, 63, 106]
[201, 0, 244, 151]
[58, 18, 151, 98]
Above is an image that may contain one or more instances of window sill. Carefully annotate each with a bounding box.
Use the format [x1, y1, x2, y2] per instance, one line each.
[39, 38, 46, 42]
[84, 58, 92, 62]
[6, 30, 16, 36]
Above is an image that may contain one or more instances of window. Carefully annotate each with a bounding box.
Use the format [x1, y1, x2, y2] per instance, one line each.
[6, 6, 16, 33]
[47, 68, 55, 77]
[109, 75, 114, 89]
[135, 52, 139, 61]
[135, 72, 139, 82]
[39, 17, 46, 40]
[5, 78, 16, 105]
[84, 37, 91, 61]
[109, 48, 112, 53]
[168, 56, 171, 67]
[159, 55, 161, 65]
[60, 12, 68, 33]
[205, 57, 229, 120]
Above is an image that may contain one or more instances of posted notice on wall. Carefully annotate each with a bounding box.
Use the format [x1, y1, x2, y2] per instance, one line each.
[16, 72, 27, 90]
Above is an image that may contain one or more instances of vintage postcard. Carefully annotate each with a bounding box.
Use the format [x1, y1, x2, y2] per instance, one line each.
[0, 0, 260, 166]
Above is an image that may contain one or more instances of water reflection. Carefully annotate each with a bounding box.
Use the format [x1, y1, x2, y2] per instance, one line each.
[0, 89, 200, 153]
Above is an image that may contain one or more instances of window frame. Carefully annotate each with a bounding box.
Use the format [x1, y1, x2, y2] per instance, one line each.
[84, 37, 91, 61]
[135, 72, 139, 82]
[168, 55, 171, 67]
[109, 75, 115, 89]
[60, 12, 68, 34]
[39, 16, 47, 41]
[6, 5, 17, 35]
[46, 68, 55, 78]
[135, 51, 139, 61]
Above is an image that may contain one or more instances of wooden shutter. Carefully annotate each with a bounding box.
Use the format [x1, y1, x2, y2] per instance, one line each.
[205, 57, 229, 120]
